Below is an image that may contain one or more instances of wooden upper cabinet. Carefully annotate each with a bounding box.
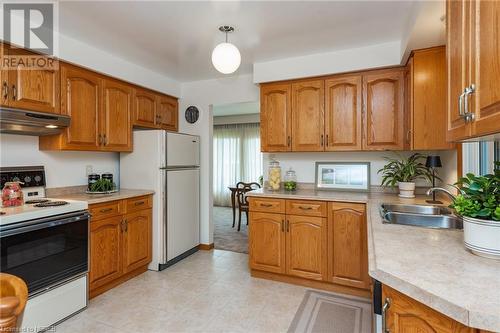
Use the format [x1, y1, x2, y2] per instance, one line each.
[89, 216, 122, 290]
[133, 88, 157, 128]
[101, 79, 132, 151]
[40, 63, 101, 150]
[327, 202, 369, 290]
[383, 285, 475, 333]
[122, 209, 152, 274]
[325, 75, 362, 151]
[260, 83, 292, 152]
[4, 47, 59, 114]
[363, 69, 405, 150]
[249, 212, 286, 273]
[470, 0, 500, 138]
[447, 0, 472, 141]
[156, 95, 178, 131]
[285, 215, 327, 281]
[291, 80, 325, 151]
[411, 47, 454, 150]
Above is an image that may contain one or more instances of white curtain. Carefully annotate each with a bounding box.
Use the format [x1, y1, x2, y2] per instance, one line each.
[213, 123, 263, 206]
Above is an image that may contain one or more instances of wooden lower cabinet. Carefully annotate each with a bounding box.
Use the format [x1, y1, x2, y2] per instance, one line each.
[286, 215, 327, 281]
[327, 202, 370, 289]
[89, 196, 152, 298]
[249, 197, 369, 295]
[383, 285, 478, 333]
[249, 212, 286, 274]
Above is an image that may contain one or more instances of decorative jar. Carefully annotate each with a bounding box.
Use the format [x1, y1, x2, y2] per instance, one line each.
[267, 160, 281, 191]
[2, 182, 24, 207]
[284, 168, 297, 191]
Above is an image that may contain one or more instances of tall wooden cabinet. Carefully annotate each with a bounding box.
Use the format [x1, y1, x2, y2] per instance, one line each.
[447, 0, 500, 141]
[1, 45, 60, 114]
[260, 83, 292, 152]
[291, 80, 325, 151]
[362, 69, 405, 150]
[325, 75, 362, 151]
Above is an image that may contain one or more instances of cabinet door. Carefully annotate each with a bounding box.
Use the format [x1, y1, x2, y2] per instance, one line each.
[383, 285, 475, 333]
[325, 75, 362, 151]
[285, 215, 327, 281]
[363, 69, 405, 150]
[122, 209, 152, 273]
[470, 0, 500, 137]
[156, 95, 178, 131]
[260, 83, 291, 152]
[5, 47, 59, 113]
[101, 79, 132, 151]
[412, 47, 455, 150]
[327, 202, 369, 289]
[447, 0, 472, 141]
[89, 216, 122, 290]
[60, 63, 101, 149]
[249, 212, 286, 273]
[133, 88, 157, 128]
[291, 80, 325, 151]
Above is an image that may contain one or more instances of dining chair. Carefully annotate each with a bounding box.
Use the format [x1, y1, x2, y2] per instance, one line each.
[235, 182, 261, 231]
[0, 273, 28, 331]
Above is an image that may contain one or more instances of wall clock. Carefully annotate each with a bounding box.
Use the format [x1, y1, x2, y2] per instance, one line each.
[185, 106, 199, 124]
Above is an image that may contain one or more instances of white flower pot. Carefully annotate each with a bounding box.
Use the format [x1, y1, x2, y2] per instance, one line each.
[398, 182, 416, 198]
[463, 216, 500, 260]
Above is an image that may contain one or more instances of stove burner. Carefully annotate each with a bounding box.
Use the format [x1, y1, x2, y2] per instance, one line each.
[34, 201, 69, 207]
[0, 211, 5, 215]
[25, 199, 50, 204]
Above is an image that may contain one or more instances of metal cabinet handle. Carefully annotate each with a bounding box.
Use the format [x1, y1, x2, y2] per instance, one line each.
[326, 134, 329, 147]
[260, 203, 273, 207]
[103, 134, 108, 145]
[281, 219, 284, 232]
[406, 129, 411, 143]
[2, 81, 8, 100]
[298, 206, 313, 210]
[458, 89, 466, 118]
[134, 201, 145, 206]
[100, 208, 113, 213]
[11, 85, 16, 100]
[382, 297, 391, 333]
[286, 220, 290, 232]
[98, 134, 103, 145]
[287, 136, 291, 147]
[320, 134, 324, 147]
[464, 84, 475, 122]
[123, 219, 128, 232]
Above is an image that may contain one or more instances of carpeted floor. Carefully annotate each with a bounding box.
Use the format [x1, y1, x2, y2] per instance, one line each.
[213, 206, 248, 254]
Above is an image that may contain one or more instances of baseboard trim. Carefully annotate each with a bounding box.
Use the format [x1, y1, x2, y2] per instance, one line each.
[198, 243, 215, 250]
[251, 269, 371, 299]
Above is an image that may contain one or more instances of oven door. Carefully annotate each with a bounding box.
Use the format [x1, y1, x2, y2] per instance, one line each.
[1, 211, 89, 294]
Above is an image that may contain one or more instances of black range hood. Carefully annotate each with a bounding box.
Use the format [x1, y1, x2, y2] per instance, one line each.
[0, 107, 70, 136]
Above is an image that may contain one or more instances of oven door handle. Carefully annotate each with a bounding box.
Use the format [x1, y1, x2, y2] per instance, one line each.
[1, 213, 90, 237]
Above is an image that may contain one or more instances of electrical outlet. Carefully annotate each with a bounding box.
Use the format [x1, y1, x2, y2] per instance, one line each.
[85, 165, 93, 176]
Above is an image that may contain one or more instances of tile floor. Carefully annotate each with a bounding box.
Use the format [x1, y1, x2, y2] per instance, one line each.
[56, 250, 307, 333]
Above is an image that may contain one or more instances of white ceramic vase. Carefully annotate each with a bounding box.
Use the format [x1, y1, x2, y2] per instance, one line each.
[463, 216, 500, 259]
[398, 182, 416, 198]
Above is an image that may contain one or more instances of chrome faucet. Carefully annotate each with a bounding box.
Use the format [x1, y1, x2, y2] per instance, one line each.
[426, 187, 457, 202]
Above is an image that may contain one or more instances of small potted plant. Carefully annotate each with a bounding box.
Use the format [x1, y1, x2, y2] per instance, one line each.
[378, 153, 434, 198]
[450, 165, 500, 259]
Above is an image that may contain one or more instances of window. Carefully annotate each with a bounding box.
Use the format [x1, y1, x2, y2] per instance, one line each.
[463, 140, 499, 176]
[213, 123, 263, 206]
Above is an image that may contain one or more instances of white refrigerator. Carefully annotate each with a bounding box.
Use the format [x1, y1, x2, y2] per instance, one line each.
[120, 130, 200, 270]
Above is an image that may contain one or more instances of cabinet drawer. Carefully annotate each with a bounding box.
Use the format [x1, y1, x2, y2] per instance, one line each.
[286, 200, 327, 217]
[90, 201, 122, 221]
[125, 195, 152, 213]
[249, 198, 285, 214]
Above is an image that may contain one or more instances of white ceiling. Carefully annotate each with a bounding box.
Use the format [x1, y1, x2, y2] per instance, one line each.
[59, 1, 421, 82]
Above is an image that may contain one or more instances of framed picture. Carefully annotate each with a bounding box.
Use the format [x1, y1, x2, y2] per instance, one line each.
[315, 162, 370, 191]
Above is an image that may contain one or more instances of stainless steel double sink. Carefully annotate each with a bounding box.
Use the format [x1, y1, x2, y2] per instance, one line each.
[379, 203, 463, 229]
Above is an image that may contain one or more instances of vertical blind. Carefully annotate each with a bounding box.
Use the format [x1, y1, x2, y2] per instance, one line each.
[213, 123, 263, 206]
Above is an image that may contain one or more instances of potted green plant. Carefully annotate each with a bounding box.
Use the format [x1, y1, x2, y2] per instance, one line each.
[378, 153, 434, 198]
[450, 165, 500, 259]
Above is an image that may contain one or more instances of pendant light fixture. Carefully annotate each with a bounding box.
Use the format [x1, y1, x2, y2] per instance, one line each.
[211, 26, 241, 74]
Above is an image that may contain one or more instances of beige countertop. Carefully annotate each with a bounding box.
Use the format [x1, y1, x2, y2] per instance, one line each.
[247, 189, 500, 332]
[51, 188, 154, 205]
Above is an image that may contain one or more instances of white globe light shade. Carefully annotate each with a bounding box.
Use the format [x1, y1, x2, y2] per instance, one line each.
[211, 42, 241, 74]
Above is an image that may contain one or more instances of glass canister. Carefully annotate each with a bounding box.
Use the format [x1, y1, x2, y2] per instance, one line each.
[2, 182, 24, 207]
[284, 168, 297, 191]
[267, 159, 281, 191]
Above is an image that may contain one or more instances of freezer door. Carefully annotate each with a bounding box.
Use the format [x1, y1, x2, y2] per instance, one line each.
[166, 133, 200, 167]
[166, 169, 200, 261]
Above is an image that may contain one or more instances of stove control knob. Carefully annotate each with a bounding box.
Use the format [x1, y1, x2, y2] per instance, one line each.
[34, 175, 42, 182]
[12, 176, 20, 182]
[24, 176, 31, 183]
